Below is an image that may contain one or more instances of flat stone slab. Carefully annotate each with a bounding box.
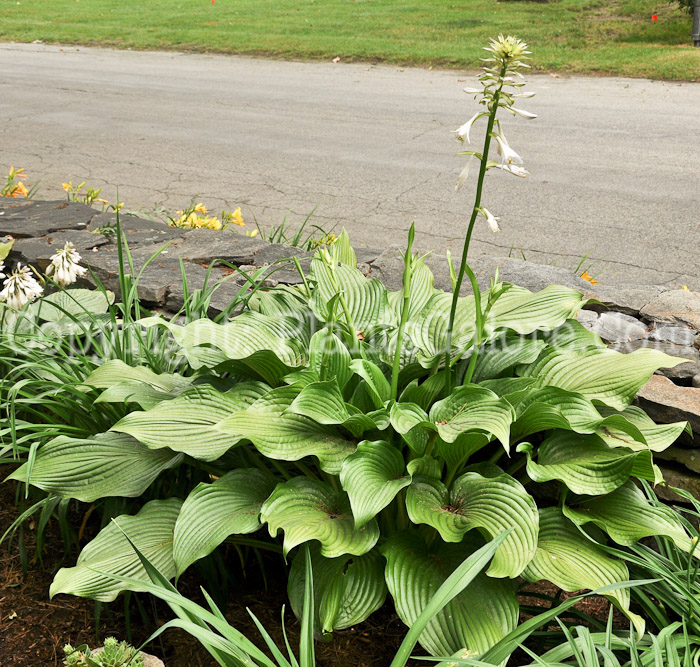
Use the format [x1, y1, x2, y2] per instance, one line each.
[0, 199, 96, 238]
[641, 290, 700, 329]
[637, 374, 700, 436]
[11, 231, 110, 270]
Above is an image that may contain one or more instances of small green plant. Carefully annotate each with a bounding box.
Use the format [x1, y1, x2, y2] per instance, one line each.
[2, 165, 38, 199]
[254, 204, 337, 250]
[61, 180, 123, 213]
[63, 637, 144, 667]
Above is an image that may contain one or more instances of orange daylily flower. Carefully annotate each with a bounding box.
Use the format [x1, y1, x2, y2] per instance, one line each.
[580, 271, 598, 286]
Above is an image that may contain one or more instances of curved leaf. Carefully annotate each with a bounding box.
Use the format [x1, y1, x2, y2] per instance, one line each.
[405, 465, 538, 577]
[111, 382, 268, 461]
[523, 507, 644, 636]
[518, 433, 660, 496]
[596, 405, 691, 453]
[173, 469, 276, 575]
[485, 284, 585, 336]
[82, 359, 193, 393]
[382, 531, 518, 657]
[308, 328, 352, 389]
[563, 480, 692, 550]
[349, 359, 391, 408]
[519, 347, 684, 410]
[260, 478, 379, 558]
[35, 288, 114, 321]
[8, 432, 182, 502]
[429, 385, 514, 451]
[390, 401, 430, 454]
[221, 385, 356, 474]
[287, 543, 387, 632]
[339, 440, 412, 527]
[50, 498, 182, 602]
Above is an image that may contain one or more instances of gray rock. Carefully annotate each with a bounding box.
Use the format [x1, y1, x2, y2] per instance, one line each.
[613, 340, 700, 380]
[694, 374, 700, 389]
[593, 311, 647, 343]
[0, 200, 96, 238]
[655, 447, 700, 475]
[83, 252, 213, 306]
[87, 211, 172, 234]
[640, 289, 700, 330]
[496, 258, 591, 295]
[355, 247, 382, 264]
[165, 229, 267, 265]
[252, 243, 311, 266]
[654, 465, 700, 503]
[575, 309, 599, 330]
[647, 325, 698, 346]
[10, 231, 110, 270]
[636, 375, 700, 437]
[583, 284, 667, 317]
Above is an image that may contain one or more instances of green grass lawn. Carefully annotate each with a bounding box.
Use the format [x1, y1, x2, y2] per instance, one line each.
[2, 0, 699, 80]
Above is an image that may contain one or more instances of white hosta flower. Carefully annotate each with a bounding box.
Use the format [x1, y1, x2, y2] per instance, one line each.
[480, 208, 501, 233]
[511, 107, 537, 119]
[455, 156, 474, 191]
[0, 264, 44, 309]
[454, 112, 484, 144]
[497, 163, 530, 178]
[46, 241, 88, 287]
[0, 261, 5, 281]
[494, 134, 523, 166]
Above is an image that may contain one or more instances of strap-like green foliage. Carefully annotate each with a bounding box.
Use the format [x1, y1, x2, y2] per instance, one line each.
[11, 235, 691, 659]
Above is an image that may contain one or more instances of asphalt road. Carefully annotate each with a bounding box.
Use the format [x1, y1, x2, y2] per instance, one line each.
[1, 43, 699, 287]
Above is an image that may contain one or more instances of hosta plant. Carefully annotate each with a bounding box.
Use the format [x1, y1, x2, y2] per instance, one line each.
[5, 34, 696, 662]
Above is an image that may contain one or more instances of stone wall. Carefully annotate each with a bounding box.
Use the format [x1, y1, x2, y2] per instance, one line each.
[2, 198, 700, 499]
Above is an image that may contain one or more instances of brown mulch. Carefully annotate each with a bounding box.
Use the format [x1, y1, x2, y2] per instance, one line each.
[0, 468, 635, 667]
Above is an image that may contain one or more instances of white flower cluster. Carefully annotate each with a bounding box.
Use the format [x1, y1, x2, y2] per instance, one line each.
[0, 241, 87, 310]
[46, 241, 88, 287]
[453, 34, 537, 233]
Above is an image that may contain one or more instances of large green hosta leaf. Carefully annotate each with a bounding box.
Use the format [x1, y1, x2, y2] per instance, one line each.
[383, 531, 518, 657]
[34, 288, 114, 321]
[390, 401, 430, 454]
[288, 380, 378, 438]
[287, 544, 387, 633]
[111, 382, 268, 461]
[308, 328, 353, 389]
[519, 347, 684, 410]
[471, 335, 545, 382]
[485, 285, 585, 335]
[349, 359, 391, 409]
[339, 440, 411, 527]
[596, 405, 691, 453]
[512, 386, 646, 444]
[220, 385, 356, 474]
[141, 313, 310, 383]
[310, 257, 393, 331]
[405, 465, 538, 578]
[8, 432, 182, 502]
[82, 359, 192, 393]
[83, 359, 194, 409]
[518, 433, 661, 496]
[260, 478, 379, 558]
[50, 498, 182, 602]
[405, 291, 477, 368]
[563, 481, 692, 551]
[522, 508, 644, 636]
[429, 385, 514, 451]
[173, 469, 276, 575]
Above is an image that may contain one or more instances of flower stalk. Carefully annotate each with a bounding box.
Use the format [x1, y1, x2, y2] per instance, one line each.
[445, 35, 536, 391]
